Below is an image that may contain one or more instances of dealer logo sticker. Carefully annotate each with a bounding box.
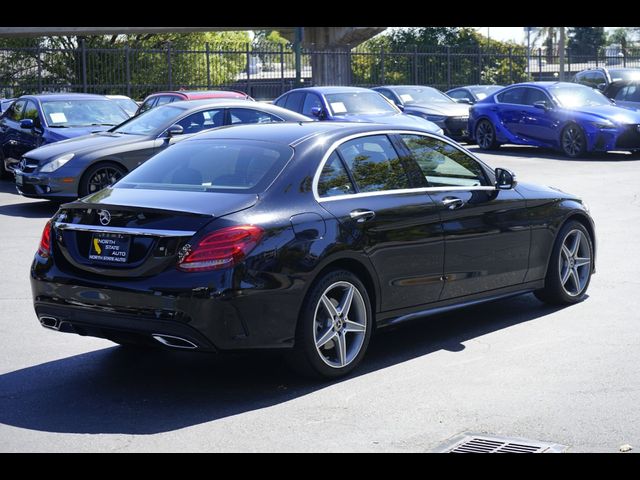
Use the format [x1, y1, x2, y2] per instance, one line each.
[98, 209, 111, 226]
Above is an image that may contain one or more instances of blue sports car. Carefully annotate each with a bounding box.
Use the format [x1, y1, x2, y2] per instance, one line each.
[469, 81, 640, 157]
[273, 86, 442, 134]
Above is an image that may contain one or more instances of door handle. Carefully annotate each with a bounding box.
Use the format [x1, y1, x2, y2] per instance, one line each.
[441, 197, 464, 210]
[349, 209, 376, 223]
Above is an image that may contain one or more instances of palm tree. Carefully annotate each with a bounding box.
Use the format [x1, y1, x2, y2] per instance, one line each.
[533, 27, 566, 80]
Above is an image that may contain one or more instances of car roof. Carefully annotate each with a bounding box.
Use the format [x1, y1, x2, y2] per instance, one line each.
[286, 86, 376, 95]
[21, 93, 110, 102]
[146, 90, 247, 99]
[148, 98, 310, 119]
[183, 121, 439, 147]
[380, 85, 439, 90]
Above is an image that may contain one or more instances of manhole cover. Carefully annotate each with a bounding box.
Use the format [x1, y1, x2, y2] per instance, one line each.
[434, 433, 567, 453]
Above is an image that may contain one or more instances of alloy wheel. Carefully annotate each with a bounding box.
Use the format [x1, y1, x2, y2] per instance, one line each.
[562, 125, 584, 157]
[476, 120, 495, 149]
[313, 281, 367, 369]
[558, 229, 591, 296]
[87, 166, 124, 194]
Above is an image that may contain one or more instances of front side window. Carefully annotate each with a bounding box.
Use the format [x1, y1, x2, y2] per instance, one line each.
[337, 135, 410, 192]
[41, 99, 129, 127]
[229, 108, 281, 125]
[138, 97, 158, 114]
[496, 87, 526, 105]
[23, 100, 41, 127]
[6, 100, 26, 122]
[155, 95, 177, 107]
[302, 93, 322, 116]
[524, 88, 552, 106]
[117, 139, 293, 193]
[400, 134, 488, 188]
[176, 109, 225, 134]
[317, 152, 355, 197]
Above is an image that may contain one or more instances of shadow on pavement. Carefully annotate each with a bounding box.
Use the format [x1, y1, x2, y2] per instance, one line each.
[0, 293, 563, 435]
[467, 145, 640, 162]
[0, 180, 60, 219]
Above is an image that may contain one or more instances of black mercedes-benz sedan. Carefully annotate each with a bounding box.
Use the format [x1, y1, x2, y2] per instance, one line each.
[14, 99, 309, 200]
[31, 122, 596, 378]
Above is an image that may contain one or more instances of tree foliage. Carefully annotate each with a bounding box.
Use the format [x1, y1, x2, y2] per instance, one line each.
[567, 27, 606, 55]
[352, 27, 527, 88]
[0, 32, 251, 98]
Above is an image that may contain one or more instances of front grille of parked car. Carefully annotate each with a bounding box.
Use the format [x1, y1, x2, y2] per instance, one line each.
[19, 157, 40, 174]
[616, 124, 640, 149]
[445, 116, 469, 135]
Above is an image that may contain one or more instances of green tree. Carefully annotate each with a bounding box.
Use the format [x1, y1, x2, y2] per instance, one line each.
[567, 27, 606, 55]
[0, 31, 251, 99]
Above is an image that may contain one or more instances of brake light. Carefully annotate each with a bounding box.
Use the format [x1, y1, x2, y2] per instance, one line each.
[178, 225, 264, 272]
[38, 220, 52, 258]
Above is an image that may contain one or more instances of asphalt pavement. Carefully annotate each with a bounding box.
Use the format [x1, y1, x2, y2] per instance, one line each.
[0, 145, 639, 452]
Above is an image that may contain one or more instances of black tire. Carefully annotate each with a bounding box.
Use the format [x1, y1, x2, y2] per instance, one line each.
[475, 119, 500, 150]
[534, 220, 594, 305]
[288, 269, 373, 379]
[79, 162, 126, 197]
[560, 123, 587, 158]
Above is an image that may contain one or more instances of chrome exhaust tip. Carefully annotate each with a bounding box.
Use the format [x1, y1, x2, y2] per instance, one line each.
[151, 334, 198, 349]
[40, 316, 61, 330]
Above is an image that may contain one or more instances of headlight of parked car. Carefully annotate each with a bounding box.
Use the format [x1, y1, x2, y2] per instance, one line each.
[39, 153, 75, 173]
[589, 120, 616, 129]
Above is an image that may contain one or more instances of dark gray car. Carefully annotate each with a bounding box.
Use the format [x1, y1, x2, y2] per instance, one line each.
[373, 85, 472, 141]
[14, 99, 309, 200]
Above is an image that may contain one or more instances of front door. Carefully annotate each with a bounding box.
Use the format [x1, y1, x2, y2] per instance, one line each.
[316, 134, 445, 311]
[397, 133, 530, 300]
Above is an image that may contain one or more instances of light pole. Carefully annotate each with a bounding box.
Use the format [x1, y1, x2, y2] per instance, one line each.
[526, 27, 532, 80]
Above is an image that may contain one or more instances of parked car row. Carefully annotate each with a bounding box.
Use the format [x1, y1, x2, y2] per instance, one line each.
[0, 84, 596, 379]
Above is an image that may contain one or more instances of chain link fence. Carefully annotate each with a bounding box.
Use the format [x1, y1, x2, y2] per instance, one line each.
[2, 40, 640, 101]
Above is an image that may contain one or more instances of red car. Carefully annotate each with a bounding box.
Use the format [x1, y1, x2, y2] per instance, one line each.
[136, 90, 253, 115]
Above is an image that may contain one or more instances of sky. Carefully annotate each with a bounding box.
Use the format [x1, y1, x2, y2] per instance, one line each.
[473, 27, 620, 45]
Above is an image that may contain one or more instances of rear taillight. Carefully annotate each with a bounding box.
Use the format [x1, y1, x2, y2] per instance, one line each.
[178, 225, 264, 272]
[38, 220, 52, 258]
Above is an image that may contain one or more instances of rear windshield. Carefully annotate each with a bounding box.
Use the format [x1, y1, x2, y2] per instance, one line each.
[116, 139, 294, 194]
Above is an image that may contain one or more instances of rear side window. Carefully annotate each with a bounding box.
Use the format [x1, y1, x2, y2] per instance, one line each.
[117, 139, 293, 194]
[229, 108, 282, 124]
[497, 87, 526, 105]
[317, 152, 355, 197]
[337, 135, 410, 193]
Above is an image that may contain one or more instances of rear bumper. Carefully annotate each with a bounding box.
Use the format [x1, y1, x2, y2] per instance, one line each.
[30, 257, 301, 351]
[34, 301, 217, 351]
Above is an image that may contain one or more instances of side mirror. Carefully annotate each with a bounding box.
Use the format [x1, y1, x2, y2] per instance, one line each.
[533, 101, 550, 111]
[166, 124, 184, 137]
[596, 83, 607, 91]
[396, 103, 405, 111]
[310, 106, 326, 120]
[495, 167, 517, 190]
[19, 118, 34, 129]
[455, 98, 473, 105]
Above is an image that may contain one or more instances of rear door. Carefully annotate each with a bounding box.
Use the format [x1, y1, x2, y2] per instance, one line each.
[397, 133, 530, 300]
[316, 133, 445, 311]
[495, 87, 527, 138]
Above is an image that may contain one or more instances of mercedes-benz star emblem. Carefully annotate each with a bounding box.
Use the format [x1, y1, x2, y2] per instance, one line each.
[98, 210, 111, 226]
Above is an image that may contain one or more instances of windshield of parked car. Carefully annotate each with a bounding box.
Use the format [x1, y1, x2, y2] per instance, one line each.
[610, 69, 640, 82]
[470, 85, 504, 100]
[550, 85, 612, 108]
[393, 87, 454, 104]
[40, 99, 129, 127]
[108, 97, 139, 116]
[112, 105, 183, 135]
[325, 92, 399, 116]
[116, 139, 294, 193]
